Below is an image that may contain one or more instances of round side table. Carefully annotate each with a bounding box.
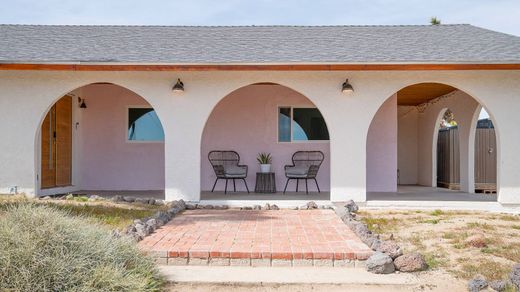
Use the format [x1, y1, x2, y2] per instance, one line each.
[255, 172, 276, 193]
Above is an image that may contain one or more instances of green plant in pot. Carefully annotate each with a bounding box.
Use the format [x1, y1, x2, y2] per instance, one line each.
[257, 153, 272, 173]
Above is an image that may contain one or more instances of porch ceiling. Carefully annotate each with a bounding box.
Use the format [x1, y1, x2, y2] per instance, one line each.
[397, 83, 456, 106]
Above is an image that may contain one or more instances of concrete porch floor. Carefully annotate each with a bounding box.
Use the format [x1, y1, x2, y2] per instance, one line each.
[201, 191, 330, 201]
[367, 185, 497, 202]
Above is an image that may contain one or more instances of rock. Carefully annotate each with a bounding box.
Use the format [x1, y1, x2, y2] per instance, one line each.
[185, 204, 196, 210]
[290, 206, 299, 210]
[145, 219, 158, 232]
[366, 252, 395, 274]
[154, 199, 164, 206]
[196, 204, 205, 209]
[489, 280, 508, 292]
[41, 196, 52, 200]
[377, 241, 403, 259]
[253, 205, 262, 210]
[510, 263, 520, 290]
[264, 203, 271, 210]
[203, 204, 214, 209]
[111, 195, 124, 202]
[65, 194, 74, 200]
[344, 199, 359, 213]
[133, 219, 143, 225]
[122, 196, 135, 203]
[468, 275, 488, 292]
[465, 234, 487, 248]
[271, 204, 279, 210]
[306, 201, 318, 209]
[393, 253, 428, 272]
[147, 199, 156, 205]
[370, 239, 382, 250]
[241, 206, 253, 210]
[133, 198, 148, 204]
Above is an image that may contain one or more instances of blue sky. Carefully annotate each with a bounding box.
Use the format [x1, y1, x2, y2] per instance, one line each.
[0, 0, 518, 36]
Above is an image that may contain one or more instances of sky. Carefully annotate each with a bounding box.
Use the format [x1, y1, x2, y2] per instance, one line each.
[0, 0, 519, 36]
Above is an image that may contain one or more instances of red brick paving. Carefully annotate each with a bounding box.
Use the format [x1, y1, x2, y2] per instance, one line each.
[139, 209, 373, 263]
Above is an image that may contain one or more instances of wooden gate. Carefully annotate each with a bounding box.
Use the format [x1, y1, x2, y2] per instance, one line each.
[474, 119, 497, 192]
[41, 95, 72, 188]
[437, 127, 460, 189]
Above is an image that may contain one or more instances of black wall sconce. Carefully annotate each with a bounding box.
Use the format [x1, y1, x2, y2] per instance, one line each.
[172, 78, 184, 92]
[78, 97, 87, 109]
[342, 79, 354, 93]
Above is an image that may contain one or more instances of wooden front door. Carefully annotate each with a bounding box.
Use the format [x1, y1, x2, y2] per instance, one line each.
[41, 95, 72, 188]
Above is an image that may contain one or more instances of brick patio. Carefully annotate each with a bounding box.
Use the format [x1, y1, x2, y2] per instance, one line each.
[139, 209, 373, 267]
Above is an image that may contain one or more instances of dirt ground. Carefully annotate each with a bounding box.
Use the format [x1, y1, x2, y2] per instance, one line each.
[358, 209, 520, 287]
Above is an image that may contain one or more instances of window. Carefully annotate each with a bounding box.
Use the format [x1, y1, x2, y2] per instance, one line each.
[127, 108, 164, 142]
[278, 107, 329, 142]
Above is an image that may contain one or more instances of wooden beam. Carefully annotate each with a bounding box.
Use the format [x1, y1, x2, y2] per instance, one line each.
[0, 63, 519, 71]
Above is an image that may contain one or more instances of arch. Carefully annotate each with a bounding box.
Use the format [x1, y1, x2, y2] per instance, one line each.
[200, 81, 332, 143]
[200, 82, 331, 196]
[366, 81, 499, 200]
[34, 82, 166, 195]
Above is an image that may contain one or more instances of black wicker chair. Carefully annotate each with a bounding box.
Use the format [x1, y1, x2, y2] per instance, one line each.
[208, 151, 249, 194]
[283, 151, 324, 194]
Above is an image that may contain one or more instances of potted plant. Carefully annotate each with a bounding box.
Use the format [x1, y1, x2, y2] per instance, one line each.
[257, 153, 272, 173]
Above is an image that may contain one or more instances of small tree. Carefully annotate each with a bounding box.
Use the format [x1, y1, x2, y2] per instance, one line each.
[430, 17, 441, 25]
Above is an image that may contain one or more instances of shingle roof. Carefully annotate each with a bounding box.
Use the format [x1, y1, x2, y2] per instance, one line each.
[1, 24, 519, 64]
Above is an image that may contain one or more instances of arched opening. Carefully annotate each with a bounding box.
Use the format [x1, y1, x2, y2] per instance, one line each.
[200, 83, 330, 200]
[36, 83, 165, 198]
[473, 107, 497, 194]
[367, 82, 497, 201]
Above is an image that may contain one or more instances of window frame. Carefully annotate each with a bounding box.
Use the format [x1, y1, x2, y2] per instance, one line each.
[126, 105, 165, 143]
[277, 105, 330, 143]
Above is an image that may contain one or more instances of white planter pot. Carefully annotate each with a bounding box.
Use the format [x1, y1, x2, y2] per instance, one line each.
[260, 164, 271, 173]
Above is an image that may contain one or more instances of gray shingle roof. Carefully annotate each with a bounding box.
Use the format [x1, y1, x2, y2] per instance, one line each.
[1, 24, 519, 64]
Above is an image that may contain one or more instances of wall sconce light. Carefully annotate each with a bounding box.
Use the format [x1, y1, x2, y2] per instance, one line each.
[172, 78, 184, 92]
[78, 97, 87, 109]
[342, 79, 354, 93]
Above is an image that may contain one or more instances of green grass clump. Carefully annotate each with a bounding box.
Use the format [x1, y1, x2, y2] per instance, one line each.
[419, 218, 441, 224]
[430, 209, 444, 216]
[0, 204, 164, 291]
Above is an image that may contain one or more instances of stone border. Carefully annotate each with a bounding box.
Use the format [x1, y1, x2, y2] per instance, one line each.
[338, 200, 428, 274]
[123, 200, 186, 241]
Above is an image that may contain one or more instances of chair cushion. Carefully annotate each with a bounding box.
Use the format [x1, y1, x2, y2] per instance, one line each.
[224, 166, 246, 176]
[286, 166, 309, 176]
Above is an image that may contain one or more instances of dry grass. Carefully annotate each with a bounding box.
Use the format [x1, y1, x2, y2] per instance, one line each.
[0, 194, 168, 229]
[358, 209, 520, 282]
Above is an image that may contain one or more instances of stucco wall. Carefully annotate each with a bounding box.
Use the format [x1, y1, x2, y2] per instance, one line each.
[201, 84, 330, 192]
[0, 70, 518, 203]
[78, 84, 164, 190]
[366, 94, 397, 192]
[397, 106, 419, 185]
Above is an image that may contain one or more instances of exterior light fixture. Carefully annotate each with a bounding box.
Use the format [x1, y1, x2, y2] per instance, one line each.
[78, 97, 87, 109]
[342, 79, 354, 93]
[172, 78, 184, 92]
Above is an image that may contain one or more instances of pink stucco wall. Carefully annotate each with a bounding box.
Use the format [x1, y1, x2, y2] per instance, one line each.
[201, 84, 330, 192]
[79, 84, 164, 190]
[366, 94, 397, 192]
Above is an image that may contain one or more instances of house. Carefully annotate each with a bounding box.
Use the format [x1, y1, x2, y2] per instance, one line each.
[0, 24, 519, 205]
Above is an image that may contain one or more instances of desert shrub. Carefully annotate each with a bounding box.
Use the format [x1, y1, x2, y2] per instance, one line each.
[0, 204, 163, 291]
